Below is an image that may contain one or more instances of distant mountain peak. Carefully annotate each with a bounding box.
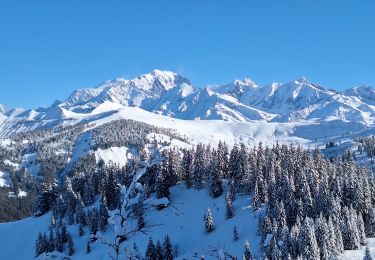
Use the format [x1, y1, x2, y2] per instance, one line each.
[0, 104, 8, 114]
[61, 69, 192, 112]
[233, 78, 256, 86]
[295, 76, 308, 83]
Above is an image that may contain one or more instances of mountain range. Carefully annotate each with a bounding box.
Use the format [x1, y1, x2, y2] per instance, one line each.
[1, 69, 375, 138]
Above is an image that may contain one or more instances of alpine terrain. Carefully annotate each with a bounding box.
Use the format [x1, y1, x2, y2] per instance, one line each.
[1, 70, 375, 259]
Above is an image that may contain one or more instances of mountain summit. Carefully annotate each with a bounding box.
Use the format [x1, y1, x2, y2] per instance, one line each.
[62, 70, 191, 113]
[0, 104, 8, 114]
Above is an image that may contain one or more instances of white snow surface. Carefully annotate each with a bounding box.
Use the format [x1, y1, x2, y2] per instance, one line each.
[95, 146, 131, 167]
[0, 170, 12, 188]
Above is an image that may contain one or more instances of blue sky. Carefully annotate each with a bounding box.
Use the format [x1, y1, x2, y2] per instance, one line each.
[0, 0, 374, 109]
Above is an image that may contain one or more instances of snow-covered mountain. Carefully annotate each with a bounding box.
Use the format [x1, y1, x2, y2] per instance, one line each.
[56, 72, 375, 125]
[0, 104, 8, 114]
[1, 70, 375, 140]
[62, 70, 191, 113]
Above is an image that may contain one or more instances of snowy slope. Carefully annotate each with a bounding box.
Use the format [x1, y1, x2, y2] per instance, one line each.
[0, 213, 52, 259]
[56, 104, 309, 147]
[95, 146, 131, 167]
[0, 184, 261, 260]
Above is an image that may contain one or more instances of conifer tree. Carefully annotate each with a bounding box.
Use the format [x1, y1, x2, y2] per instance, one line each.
[90, 208, 99, 241]
[182, 148, 194, 189]
[233, 226, 239, 241]
[205, 208, 214, 233]
[67, 233, 75, 256]
[252, 181, 261, 211]
[54, 228, 64, 252]
[164, 235, 173, 260]
[134, 202, 145, 229]
[155, 240, 164, 259]
[193, 143, 206, 189]
[156, 162, 170, 199]
[79, 222, 85, 237]
[98, 199, 109, 232]
[243, 240, 252, 260]
[226, 195, 234, 218]
[106, 171, 121, 210]
[364, 246, 373, 260]
[299, 217, 320, 260]
[35, 232, 44, 257]
[86, 241, 91, 254]
[146, 237, 156, 260]
[47, 228, 55, 252]
[209, 151, 224, 198]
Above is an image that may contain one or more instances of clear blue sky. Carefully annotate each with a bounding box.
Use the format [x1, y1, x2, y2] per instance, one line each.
[0, 0, 374, 109]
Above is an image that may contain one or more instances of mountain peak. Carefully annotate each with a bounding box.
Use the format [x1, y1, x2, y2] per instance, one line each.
[150, 69, 176, 77]
[233, 78, 256, 87]
[0, 104, 8, 114]
[295, 76, 308, 83]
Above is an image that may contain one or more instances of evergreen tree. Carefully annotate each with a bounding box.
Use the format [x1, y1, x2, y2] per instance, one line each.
[146, 237, 156, 260]
[299, 217, 320, 260]
[61, 223, 68, 243]
[89, 208, 99, 241]
[79, 222, 85, 237]
[67, 233, 75, 256]
[155, 240, 164, 259]
[35, 232, 45, 257]
[209, 150, 224, 198]
[252, 180, 261, 211]
[98, 199, 109, 232]
[341, 206, 361, 250]
[217, 141, 229, 179]
[130, 243, 141, 260]
[47, 228, 55, 252]
[63, 177, 78, 225]
[226, 195, 234, 218]
[364, 246, 373, 260]
[86, 241, 91, 254]
[82, 181, 96, 206]
[106, 171, 121, 210]
[156, 162, 170, 199]
[233, 226, 239, 241]
[75, 198, 86, 226]
[33, 182, 58, 216]
[164, 235, 173, 260]
[193, 143, 206, 189]
[243, 240, 252, 260]
[182, 148, 194, 189]
[204, 208, 214, 233]
[228, 144, 240, 181]
[54, 228, 64, 252]
[166, 148, 181, 186]
[133, 202, 145, 229]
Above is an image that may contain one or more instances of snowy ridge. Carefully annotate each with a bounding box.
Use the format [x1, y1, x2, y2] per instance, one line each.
[1, 70, 375, 140]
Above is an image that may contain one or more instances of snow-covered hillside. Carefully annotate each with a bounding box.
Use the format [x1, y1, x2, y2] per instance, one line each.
[0, 184, 262, 260]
